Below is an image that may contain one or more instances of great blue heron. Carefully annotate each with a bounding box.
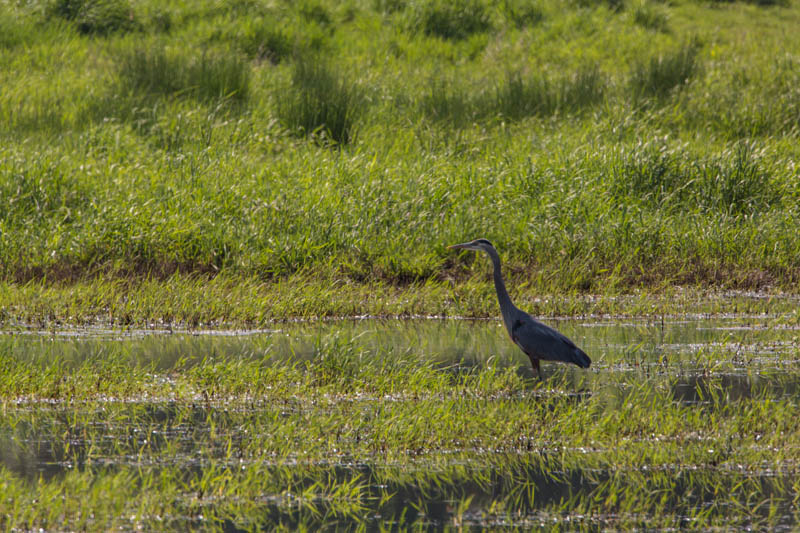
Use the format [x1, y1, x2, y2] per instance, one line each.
[449, 239, 591, 376]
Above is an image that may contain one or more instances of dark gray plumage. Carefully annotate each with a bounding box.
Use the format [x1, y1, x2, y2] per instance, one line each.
[449, 238, 591, 376]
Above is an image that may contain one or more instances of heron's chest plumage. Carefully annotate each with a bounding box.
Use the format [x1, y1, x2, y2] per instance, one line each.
[508, 317, 526, 345]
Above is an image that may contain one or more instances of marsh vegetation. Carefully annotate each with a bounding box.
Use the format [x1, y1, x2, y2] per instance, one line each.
[2, 316, 800, 529]
[1, 0, 799, 323]
[2, 0, 799, 528]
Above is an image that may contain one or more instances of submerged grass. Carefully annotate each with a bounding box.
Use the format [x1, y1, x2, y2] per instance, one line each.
[4, 2, 800, 528]
[1, 277, 799, 327]
[1, 322, 799, 529]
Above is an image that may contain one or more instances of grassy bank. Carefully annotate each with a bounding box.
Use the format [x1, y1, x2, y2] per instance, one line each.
[1, 0, 800, 323]
[1, 276, 800, 328]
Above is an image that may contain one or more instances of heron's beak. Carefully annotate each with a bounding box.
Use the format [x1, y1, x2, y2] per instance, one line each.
[448, 242, 471, 250]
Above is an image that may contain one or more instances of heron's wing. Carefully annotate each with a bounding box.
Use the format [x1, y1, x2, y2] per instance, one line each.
[510, 314, 591, 368]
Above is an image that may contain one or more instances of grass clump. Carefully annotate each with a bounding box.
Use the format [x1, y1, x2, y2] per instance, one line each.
[612, 139, 686, 205]
[629, 0, 669, 32]
[115, 43, 250, 102]
[630, 38, 701, 99]
[235, 17, 294, 63]
[611, 139, 778, 214]
[419, 78, 475, 126]
[47, 0, 139, 35]
[299, 0, 333, 27]
[374, 0, 407, 14]
[708, 0, 789, 5]
[491, 71, 556, 119]
[696, 140, 777, 214]
[680, 56, 800, 139]
[423, 67, 605, 125]
[407, 0, 492, 40]
[275, 57, 364, 144]
[0, 16, 44, 49]
[501, 0, 545, 27]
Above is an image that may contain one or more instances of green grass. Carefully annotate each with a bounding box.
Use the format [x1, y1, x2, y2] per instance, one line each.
[47, 0, 140, 35]
[1, 322, 799, 529]
[0, 0, 799, 324]
[630, 38, 701, 98]
[275, 56, 365, 144]
[114, 42, 251, 102]
[406, 0, 492, 40]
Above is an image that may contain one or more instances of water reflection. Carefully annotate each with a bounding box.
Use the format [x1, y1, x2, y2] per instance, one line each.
[2, 315, 797, 367]
[1, 317, 799, 529]
[672, 372, 800, 405]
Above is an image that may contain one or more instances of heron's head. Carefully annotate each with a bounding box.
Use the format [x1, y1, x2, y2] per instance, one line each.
[448, 238, 495, 253]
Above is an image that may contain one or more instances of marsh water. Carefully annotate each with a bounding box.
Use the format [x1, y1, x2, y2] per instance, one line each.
[2, 316, 799, 529]
[6, 315, 800, 397]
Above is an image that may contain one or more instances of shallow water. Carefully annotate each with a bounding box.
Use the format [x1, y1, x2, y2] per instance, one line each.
[2, 316, 799, 529]
[3, 314, 798, 365]
[4, 316, 799, 392]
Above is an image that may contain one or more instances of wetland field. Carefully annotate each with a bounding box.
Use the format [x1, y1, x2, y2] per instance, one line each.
[2, 314, 800, 530]
[2, 0, 800, 529]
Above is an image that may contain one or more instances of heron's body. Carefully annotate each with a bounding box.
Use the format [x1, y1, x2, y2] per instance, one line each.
[449, 238, 591, 375]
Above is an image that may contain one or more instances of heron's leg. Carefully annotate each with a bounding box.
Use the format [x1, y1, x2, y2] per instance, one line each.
[530, 357, 541, 380]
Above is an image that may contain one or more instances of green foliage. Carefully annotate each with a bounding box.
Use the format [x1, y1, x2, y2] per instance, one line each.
[235, 17, 294, 62]
[422, 66, 605, 124]
[629, 0, 669, 32]
[492, 71, 556, 119]
[696, 140, 777, 214]
[573, 0, 625, 12]
[709, 0, 789, 6]
[275, 57, 364, 144]
[47, 0, 139, 35]
[501, 0, 545, 27]
[115, 43, 250, 101]
[679, 56, 800, 138]
[612, 139, 685, 204]
[611, 139, 778, 214]
[0, 15, 37, 48]
[374, 0, 407, 14]
[407, 0, 492, 40]
[630, 38, 701, 98]
[0, 0, 799, 302]
[0, 321, 799, 528]
[299, 0, 333, 26]
[419, 78, 475, 126]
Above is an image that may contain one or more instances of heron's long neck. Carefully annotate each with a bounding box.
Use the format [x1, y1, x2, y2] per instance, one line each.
[485, 248, 515, 322]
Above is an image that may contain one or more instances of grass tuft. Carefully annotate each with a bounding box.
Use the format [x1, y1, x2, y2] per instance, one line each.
[630, 38, 701, 99]
[236, 17, 294, 63]
[423, 67, 605, 125]
[491, 71, 555, 120]
[697, 140, 777, 214]
[708, 0, 789, 6]
[374, 0, 407, 14]
[115, 43, 250, 102]
[629, 0, 669, 32]
[275, 56, 365, 144]
[611, 139, 778, 214]
[47, 0, 139, 35]
[419, 78, 475, 126]
[612, 139, 684, 205]
[299, 0, 333, 26]
[407, 0, 491, 40]
[502, 0, 545, 27]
